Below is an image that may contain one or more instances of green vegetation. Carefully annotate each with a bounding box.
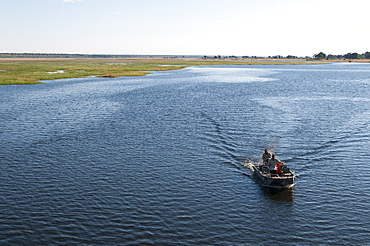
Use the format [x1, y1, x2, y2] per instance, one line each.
[0, 59, 188, 85]
[0, 58, 327, 85]
[314, 51, 370, 60]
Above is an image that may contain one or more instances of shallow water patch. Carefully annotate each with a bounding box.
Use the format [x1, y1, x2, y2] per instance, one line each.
[46, 70, 65, 74]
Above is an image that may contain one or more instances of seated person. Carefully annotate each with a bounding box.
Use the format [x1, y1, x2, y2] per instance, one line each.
[262, 149, 272, 164]
[267, 154, 282, 170]
[276, 163, 284, 175]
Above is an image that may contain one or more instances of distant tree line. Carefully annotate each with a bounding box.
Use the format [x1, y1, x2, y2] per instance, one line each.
[0, 53, 136, 58]
[202, 55, 303, 59]
[0, 53, 199, 59]
[2, 52, 369, 60]
[314, 51, 370, 60]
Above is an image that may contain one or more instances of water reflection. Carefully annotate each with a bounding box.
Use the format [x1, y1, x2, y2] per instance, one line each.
[267, 188, 295, 203]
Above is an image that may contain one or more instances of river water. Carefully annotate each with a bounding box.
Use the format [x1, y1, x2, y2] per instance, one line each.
[1, 63, 370, 245]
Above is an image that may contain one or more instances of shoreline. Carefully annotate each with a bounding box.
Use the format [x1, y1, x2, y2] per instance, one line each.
[0, 58, 336, 85]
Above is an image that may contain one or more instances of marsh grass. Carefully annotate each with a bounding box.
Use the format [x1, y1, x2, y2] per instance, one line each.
[0, 58, 327, 85]
[0, 60, 188, 85]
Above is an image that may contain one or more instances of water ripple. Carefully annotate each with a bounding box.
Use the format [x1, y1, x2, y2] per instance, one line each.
[2, 64, 370, 244]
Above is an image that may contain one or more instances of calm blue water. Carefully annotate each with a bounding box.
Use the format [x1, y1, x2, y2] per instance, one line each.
[1, 63, 370, 245]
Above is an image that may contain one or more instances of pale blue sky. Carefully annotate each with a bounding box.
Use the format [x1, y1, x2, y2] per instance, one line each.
[2, 0, 369, 56]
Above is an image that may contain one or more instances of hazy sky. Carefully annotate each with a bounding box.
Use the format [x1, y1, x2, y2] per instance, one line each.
[2, 0, 369, 56]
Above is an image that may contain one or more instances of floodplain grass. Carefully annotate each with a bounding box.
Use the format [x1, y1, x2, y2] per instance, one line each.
[0, 58, 328, 85]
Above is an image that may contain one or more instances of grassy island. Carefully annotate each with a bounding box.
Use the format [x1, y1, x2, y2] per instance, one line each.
[0, 58, 328, 85]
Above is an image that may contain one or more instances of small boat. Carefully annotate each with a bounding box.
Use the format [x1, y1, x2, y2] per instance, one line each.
[251, 163, 296, 189]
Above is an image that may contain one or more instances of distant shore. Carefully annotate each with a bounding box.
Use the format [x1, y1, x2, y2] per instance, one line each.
[0, 57, 349, 85]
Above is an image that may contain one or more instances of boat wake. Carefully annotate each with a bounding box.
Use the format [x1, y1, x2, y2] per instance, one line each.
[240, 158, 259, 171]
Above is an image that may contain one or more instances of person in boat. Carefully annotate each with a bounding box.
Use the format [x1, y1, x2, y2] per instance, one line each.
[267, 154, 282, 170]
[262, 149, 272, 164]
[276, 163, 284, 176]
